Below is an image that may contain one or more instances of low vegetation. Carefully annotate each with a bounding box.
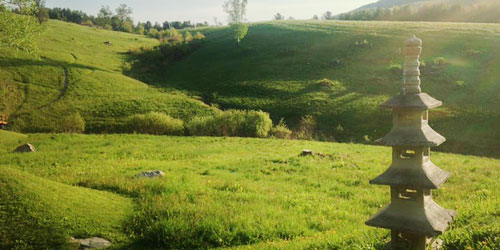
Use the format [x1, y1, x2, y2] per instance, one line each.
[126, 112, 184, 135]
[187, 109, 273, 138]
[269, 118, 292, 139]
[58, 112, 86, 133]
[0, 133, 498, 249]
[0, 166, 133, 249]
[0, 20, 218, 134]
[132, 20, 500, 158]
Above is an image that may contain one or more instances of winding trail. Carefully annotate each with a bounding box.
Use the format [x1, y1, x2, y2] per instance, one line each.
[56, 66, 69, 100]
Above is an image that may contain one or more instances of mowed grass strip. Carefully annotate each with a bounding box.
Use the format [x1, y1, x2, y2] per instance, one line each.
[0, 133, 498, 249]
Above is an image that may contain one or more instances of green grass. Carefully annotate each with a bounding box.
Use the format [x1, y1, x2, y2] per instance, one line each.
[0, 132, 498, 249]
[2, 19, 498, 157]
[0, 167, 134, 249]
[129, 20, 500, 158]
[0, 130, 27, 153]
[0, 20, 217, 133]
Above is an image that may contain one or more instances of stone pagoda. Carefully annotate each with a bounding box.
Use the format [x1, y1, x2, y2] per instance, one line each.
[365, 36, 455, 249]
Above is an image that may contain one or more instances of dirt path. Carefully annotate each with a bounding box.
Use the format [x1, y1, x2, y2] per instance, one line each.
[56, 66, 69, 100]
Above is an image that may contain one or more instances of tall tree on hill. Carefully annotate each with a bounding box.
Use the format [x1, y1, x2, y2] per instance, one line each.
[33, 0, 48, 24]
[135, 22, 145, 35]
[113, 4, 133, 32]
[162, 21, 170, 30]
[96, 5, 112, 29]
[274, 13, 284, 20]
[153, 22, 162, 31]
[145, 20, 152, 32]
[223, 0, 248, 45]
[115, 4, 132, 23]
[322, 11, 333, 20]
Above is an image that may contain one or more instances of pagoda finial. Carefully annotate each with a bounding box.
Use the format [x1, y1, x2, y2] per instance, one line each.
[403, 35, 423, 94]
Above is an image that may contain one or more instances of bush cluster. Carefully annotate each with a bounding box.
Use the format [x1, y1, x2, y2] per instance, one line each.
[126, 112, 184, 135]
[58, 113, 86, 133]
[292, 115, 316, 140]
[126, 31, 205, 73]
[269, 118, 292, 139]
[187, 110, 273, 138]
[433, 57, 447, 65]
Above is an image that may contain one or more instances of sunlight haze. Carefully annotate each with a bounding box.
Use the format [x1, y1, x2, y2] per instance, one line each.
[45, 0, 377, 24]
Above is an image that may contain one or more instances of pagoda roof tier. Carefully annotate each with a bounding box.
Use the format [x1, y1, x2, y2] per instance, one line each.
[377, 125, 446, 147]
[370, 160, 450, 189]
[366, 198, 455, 237]
[381, 93, 442, 110]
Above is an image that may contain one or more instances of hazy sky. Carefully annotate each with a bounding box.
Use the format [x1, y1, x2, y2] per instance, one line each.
[45, 0, 377, 24]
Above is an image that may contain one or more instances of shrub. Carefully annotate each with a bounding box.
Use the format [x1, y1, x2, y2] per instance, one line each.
[316, 78, 336, 88]
[147, 28, 160, 39]
[58, 113, 85, 133]
[238, 110, 273, 138]
[186, 110, 272, 138]
[186, 116, 218, 136]
[293, 115, 316, 140]
[126, 112, 184, 135]
[420, 60, 426, 68]
[194, 32, 206, 40]
[433, 57, 447, 65]
[269, 118, 292, 139]
[387, 63, 402, 75]
[81, 19, 94, 26]
[455, 80, 467, 88]
[158, 42, 191, 64]
[184, 31, 193, 43]
[465, 49, 481, 57]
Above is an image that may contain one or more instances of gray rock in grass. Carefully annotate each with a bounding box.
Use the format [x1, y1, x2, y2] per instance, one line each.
[71, 237, 111, 249]
[14, 143, 36, 153]
[136, 170, 165, 178]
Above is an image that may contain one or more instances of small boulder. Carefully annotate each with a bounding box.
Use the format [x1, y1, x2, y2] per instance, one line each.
[136, 170, 165, 178]
[71, 237, 111, 249]
[14, 143, 36, 153]
[300, 150, 313, 156]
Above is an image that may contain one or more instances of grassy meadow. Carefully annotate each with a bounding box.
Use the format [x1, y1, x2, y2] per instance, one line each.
[130, 20, 500, 158]
[0, 131, 499, 249]
[1, 19, 499, 157]
[0, 20, 217, 133]
[1, 17, 500, 250]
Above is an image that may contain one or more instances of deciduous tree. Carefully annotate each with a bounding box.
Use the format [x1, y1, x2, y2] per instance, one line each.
[223, 0, 248, 45]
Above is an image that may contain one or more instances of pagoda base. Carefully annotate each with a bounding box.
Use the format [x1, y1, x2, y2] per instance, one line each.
[385, 231, 443, 250]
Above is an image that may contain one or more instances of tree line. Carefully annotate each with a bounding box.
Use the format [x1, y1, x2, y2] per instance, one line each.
[48, 5, 210, 35]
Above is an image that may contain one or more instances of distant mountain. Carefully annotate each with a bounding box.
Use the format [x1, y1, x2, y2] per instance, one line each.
[341, 0, 499, 23]
[354, 0, 479, 11]
[356, 0, 433, 10]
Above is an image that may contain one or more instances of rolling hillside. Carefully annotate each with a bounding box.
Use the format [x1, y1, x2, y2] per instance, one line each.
[0, 20, 217, 133]
[0, 132, 498, 249]
[1, 19, 499, 157]
[129, 20, 500, 158]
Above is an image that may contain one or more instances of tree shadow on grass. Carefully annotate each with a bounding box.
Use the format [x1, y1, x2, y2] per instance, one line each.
[0, 56, 99, 72]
